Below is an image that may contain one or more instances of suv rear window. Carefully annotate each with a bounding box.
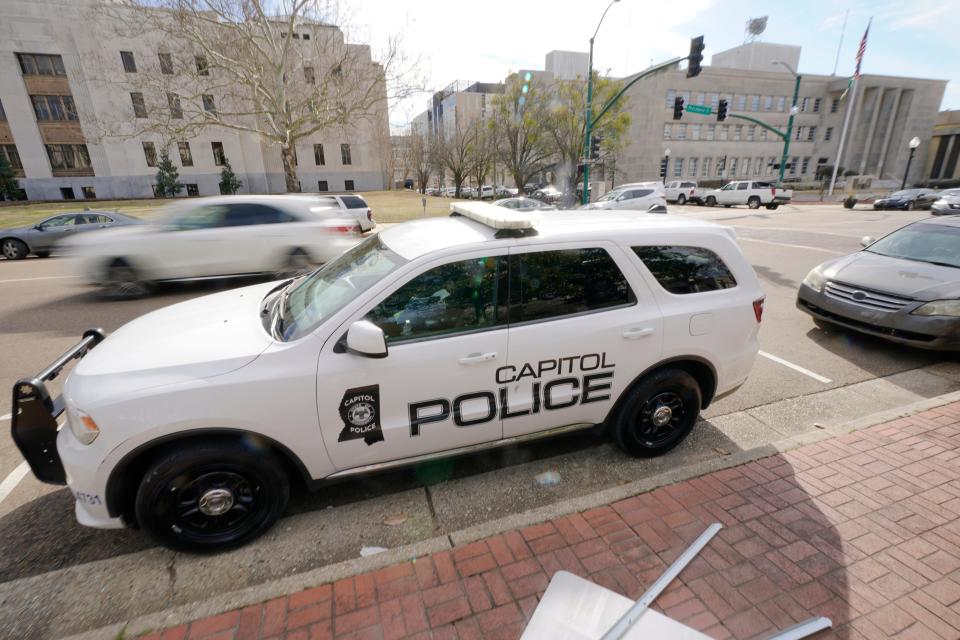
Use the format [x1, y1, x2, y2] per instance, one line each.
[633, 246, 737, 294]
[340, 195, 368, 209]
[511, 248, 635, 323]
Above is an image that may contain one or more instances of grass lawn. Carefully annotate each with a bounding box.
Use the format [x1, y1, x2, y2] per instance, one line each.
[0, 189, 461, 229]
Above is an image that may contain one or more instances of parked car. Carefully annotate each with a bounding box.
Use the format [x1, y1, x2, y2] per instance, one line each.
[1, 210, 141, 260]
[425, 187, 440, 196]
[495, 185, 519, 197]
[12, 201, 763, 551]
[797, 217, 960, 350]
[492, 197, 557, 211]
[460, 186, 478, 199]
[932, 189, 960, 216]
[532, 185, 564, 204]
[703, 181, 792, 210]
[307, 193, 375, 232]
[872, 189, 939, 211]
[664, 181, 704, 205]
[580, 186, 667, 212]
[479, 186, 495, 200]
[441, 187, 457, 197]
[62, 195, 361, 298]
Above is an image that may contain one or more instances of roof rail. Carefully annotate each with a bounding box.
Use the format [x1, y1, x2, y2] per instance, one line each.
[450, 202, 539, 232]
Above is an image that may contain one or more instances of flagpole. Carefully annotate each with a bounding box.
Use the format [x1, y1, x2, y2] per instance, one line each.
[828, 76, 858, 197]
[832, 9, 849, 76]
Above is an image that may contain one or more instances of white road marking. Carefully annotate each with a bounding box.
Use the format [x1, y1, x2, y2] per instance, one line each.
[759, 350, 833, 384]
[0, 413, 10, 421]
[0, 275, 79, 284]
[736, 237, 846, 255]
[0, 462, 29, 505]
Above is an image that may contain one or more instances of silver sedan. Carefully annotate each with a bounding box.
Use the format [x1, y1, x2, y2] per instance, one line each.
[1, 210, 141, 260]
[931, 189, 960, 216]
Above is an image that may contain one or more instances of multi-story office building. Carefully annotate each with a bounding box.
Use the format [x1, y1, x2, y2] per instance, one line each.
[0, 0, 390, 200]
[419, 80, 504, 140]
[925, 110, 960, 182]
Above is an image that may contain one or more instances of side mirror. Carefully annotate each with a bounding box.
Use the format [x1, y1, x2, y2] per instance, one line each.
[346, 320, 388, 358]
[35, 224, 44, 231]
[860, 236, 875, 248]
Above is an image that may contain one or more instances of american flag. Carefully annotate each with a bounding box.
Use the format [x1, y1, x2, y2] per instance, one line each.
[842, 18, 872, 100]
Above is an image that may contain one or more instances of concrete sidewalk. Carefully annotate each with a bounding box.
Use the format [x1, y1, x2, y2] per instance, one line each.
[139, 402, 960, 640]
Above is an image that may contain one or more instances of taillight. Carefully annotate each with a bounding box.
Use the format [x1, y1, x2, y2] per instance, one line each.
[367, 210, 373, 221]
[753, 297, 765, 323]
[330, 225, 359, 234]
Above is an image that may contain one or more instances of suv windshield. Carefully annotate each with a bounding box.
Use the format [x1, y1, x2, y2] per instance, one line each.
[278, 235, 407, 341]
[865, 223, 960, 269]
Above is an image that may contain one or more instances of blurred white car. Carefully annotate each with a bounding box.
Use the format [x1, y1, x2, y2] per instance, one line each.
[63, 195, 361, 297]
[581, 186, 667, 212]
[307, 194, 376, 231]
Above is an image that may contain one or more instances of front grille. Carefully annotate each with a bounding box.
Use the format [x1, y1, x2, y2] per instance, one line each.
[799, 300, 937, 343]
[824, 280, 913, 312]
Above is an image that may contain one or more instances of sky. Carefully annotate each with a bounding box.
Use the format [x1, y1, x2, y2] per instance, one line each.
[336, 0, 960, 132]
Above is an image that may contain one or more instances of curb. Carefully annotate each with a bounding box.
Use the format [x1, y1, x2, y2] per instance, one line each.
[64, 389, 960, 640]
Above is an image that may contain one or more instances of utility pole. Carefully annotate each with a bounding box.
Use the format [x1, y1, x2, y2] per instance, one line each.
[772, 59, 801, 187]
[581, 0, 621, 206]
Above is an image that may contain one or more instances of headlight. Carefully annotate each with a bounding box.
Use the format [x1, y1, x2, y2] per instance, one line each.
[912, 300, 960, 317]
[802, 267, 826, 293]
[67, 406, 100, 445]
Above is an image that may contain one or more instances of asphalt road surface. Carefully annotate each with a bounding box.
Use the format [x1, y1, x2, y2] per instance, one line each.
[0, 202, 957, 638]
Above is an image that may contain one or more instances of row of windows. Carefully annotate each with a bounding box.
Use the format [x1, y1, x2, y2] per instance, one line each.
[131, 91, 217, 119]
[665, 90, 834, 115]
[668, 155, 827, 178]
[365, 246, 736, 344]
[141, 140, 354, 169]
[46, 143, 91, 170]
[1, 144, 23, 172]
[121, 50, 209, 76]
[16, 53, 66, 76]
[30, 94, 78, 121]
[664, 123, 834, 144]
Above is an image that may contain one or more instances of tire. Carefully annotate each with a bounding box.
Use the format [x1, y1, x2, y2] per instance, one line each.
[611, 369, 702, 458]
[276, 248, 313, 279]
[907, 200, 917, 211]
[676, 194, 686, 205]
[843, 196, 857, 209]
[747, 196, 761, 210]
[1, 238, 28, 260]
[705, 196, 717, 207]
[135, 440, 289, 553]
[765, 203, 779, 211]
[34, 251, 51, 258]
[723, 204, 732, 208]
[102, 258, 151, 299]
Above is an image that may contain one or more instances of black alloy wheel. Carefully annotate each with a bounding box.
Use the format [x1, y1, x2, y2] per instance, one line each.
[612, 368, 701, 458]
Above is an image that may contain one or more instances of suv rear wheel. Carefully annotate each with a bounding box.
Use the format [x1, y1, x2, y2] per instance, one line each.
[611, 369, 702, 457]
[676, 194, 687, 205]
[747, 196, 761, 209]
[135, 440, 289, 552]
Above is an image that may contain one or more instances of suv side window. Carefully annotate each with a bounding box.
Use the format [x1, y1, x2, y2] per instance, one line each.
[174, 205, 228, 230]
[366, 256, 507, 343]
[633, 246, 737, 294]
[736, 182, 748, 190]
[223, 204, 294, 226]
[340, 195, 368, 209]
[511, 248, 635, 323]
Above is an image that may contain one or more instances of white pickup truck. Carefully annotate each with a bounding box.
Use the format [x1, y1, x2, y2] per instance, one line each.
[703, 181, 792, 210]
[664, 181, 707, 205]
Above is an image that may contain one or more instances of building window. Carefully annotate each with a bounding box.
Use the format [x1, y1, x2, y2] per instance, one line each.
[45, 144, 91, 170]
[735, 94, 746, 110]
[1, 145, 23, 174]
[673, 158, 683, 177]
[824, 127, 833, 142]
[709, 93, 719, 110]
[694, 92, 705, 105]
[303, 33, 310, 40]
[663, 124, 672, 140]
[131, 92, 147, 118]
[830, 98, 840, 113]
[716, 157, 725, 175]
[690, 124, 701, 141]
[706, 124, 715, 141]
[31, 95, 78, 121]
[340, 143, 352, 165]
[790, 156, 799, 175]
[314, 143, 325, 165]
[167, 92, 182, 119]
[675, 124, 687, 140]
[702, 157, 712, 178]
[120, 51, 137, 73]
[794, 126, 804, 142]
[195, 55, 209, 75]
[813, 97, 822, 113]
[202, 94, 216, 115]
[801, 156, 811, 175]
[178, 141, 193, 166]
[776, 96, 785, 112]
[211, 141, 226, 166]
[767, 157, 777, 175]
[746, 125, 755, 142]
[719, 125, 728, 141]
[318, 180, 329, 191]
[759, 128, 767, 141]
[807, 126, 817, 142]
[679, 91, 690, 106]
[666, 89, 676, 109]
[733, 125, 742, 141]
[60, 187, 76, 199]
[344, 179, 355, 190]
[742, 158, 751, 176]
[16, 53, 66, 76]
[729, 157, 738, 175]
[158, 52, 174, 75]
[82, 186, 96, 199]
[754, 157, 763, 176]
[304, 66, 315, 84]
[750, 95, 760, 111]
[763, 95, 772, 112]
[800, 97, 809, 112]
[142, 141, 157, 167]
[186, 184, 199, 196]
[688, 157, 698, 177]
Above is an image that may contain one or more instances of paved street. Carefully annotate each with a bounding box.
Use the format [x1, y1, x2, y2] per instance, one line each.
[0, 202, 957, 638]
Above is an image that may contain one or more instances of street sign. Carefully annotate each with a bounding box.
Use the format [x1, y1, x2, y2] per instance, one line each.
[685, 104, 712, 115]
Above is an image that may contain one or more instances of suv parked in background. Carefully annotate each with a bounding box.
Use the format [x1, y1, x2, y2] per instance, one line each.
[581, 186, 667, 212]
[704, 181, 792, 210]
[309, 194, 375, 232]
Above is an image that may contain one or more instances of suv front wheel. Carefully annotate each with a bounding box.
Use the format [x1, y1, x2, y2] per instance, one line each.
[611, 369, 702, 457]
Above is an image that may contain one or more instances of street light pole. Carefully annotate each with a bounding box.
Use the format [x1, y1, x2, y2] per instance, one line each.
[901, 136, 921, 190]
[773, 60, 801, 187]
[582, 0, 620, 206]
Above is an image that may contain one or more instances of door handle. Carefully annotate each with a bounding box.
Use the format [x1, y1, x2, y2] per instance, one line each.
[459, 352, 497, 365]
[622, 327, 655, 339]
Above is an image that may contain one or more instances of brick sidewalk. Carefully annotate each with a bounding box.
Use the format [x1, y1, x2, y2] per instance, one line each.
[142, 402, 960, 640]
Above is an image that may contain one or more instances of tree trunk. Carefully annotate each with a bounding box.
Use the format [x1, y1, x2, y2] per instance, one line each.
[280, 143, 300, 193]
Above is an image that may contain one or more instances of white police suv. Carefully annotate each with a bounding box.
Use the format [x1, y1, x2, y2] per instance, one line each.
[12, 203, 764, 551]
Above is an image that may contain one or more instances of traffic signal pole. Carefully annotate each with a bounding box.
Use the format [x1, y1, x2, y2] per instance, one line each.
[581, 38, 596, 206]
[778, 72, 802, 186]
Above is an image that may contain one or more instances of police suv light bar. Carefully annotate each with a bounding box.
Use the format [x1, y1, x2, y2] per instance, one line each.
[450, 202, 539, 230]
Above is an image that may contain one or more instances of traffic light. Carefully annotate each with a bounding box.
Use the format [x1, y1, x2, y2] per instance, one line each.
[659, 156, 669, 179]
[673, 96, 684, 120]
[717, 99, 728, 121]
[590, 135, 602, 160]
[687, 36, 705, 78]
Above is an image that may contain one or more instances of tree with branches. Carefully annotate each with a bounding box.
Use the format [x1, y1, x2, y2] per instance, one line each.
[489, 76, 555, 194]
[405, 126, 433, 194]
[98, 0, 422, 192]
[0, 155, 20, 201]
[435, 123, 473, 197]
[155, 151, 184, 197]
[468, 122, 495, 197]
[219, 158, 244, 194]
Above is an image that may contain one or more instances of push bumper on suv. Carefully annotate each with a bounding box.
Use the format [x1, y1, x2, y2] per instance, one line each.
[11, 329, 105, 484]
[797, 283, 960, 351]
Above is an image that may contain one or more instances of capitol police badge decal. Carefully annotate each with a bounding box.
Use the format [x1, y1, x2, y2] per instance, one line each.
[337, 385, 384, 445]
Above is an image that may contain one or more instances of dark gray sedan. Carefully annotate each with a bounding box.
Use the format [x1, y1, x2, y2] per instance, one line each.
[1, 210, 141, 260]
[797, 217, 960, 350]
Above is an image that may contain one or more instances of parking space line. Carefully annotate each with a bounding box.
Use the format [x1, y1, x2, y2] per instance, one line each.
[0, 275, 78, 284]
[736, 237, 846, 255]
[0, 462, 28, 505]
[759, 350, 833, 384]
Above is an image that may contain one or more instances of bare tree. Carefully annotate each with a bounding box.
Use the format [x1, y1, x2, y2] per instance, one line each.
[435, 123, 472, 197]
[405, 126, 433, 194]
[469, 122, 494, 197]
[489, 76, 555, 193]
[97, 0, 422, 192]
